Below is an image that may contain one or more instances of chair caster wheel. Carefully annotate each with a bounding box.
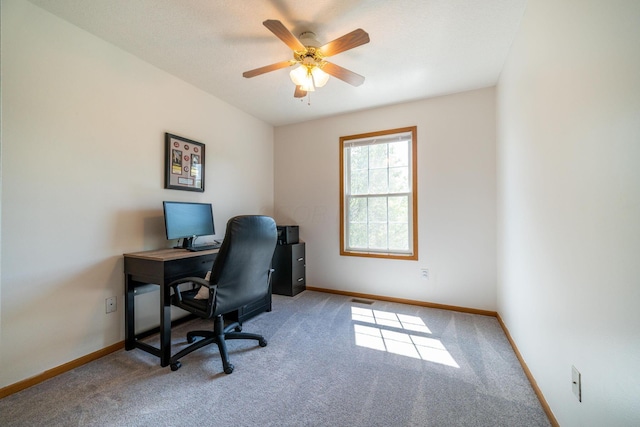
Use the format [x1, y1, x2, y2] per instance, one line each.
[235, 325, 242, 332]
[186, 333, 195, 343]
[259, 339, 267, 347]
[170, 362, 181, 371]
[224, 364, 234, 374]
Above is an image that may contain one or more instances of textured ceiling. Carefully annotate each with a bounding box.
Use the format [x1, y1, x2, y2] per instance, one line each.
[28, 0, 527, 126]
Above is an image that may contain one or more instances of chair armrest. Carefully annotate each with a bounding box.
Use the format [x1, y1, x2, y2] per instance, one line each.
[168, 277, 213, 302]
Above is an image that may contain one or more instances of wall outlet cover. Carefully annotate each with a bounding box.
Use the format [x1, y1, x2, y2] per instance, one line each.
[106, 297, 117, 314]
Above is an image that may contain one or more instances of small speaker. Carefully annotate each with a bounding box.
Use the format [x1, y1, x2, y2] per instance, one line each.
[277, 225, 299, 245]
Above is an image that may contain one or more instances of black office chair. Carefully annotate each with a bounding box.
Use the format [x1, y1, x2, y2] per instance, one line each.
[168, 215, 277, 374]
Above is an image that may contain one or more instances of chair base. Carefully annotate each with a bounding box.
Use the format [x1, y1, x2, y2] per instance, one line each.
[169, 315, 267, 374]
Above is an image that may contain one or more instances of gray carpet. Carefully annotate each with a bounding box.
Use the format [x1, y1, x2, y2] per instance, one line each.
[0, 291, 550, 426]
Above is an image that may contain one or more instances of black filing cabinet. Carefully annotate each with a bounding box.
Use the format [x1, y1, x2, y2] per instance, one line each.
[272, 242, 306, 296]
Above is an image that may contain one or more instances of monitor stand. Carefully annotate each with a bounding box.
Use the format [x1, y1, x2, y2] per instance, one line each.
[174, 236, 196, 249]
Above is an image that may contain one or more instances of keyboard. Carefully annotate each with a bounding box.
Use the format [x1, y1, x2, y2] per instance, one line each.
[187, 243, 221, 252]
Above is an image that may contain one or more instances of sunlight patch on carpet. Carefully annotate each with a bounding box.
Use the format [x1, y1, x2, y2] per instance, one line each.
[351, 307, 459, 368]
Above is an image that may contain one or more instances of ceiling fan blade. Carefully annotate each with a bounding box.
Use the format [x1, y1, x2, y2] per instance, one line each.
[321, 62, 365, 86]
[263, 20, 306, 52]
[243, 60, 294, 78]
[318, 29, 370, 57]
[294, 86, 307, 98]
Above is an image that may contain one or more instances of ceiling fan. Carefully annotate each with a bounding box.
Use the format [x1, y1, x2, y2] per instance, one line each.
[242, 20, 370, 98]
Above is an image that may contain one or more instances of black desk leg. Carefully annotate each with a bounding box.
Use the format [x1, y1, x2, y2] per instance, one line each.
[124, 275, 136, 351]
[159, 281, 172, 367]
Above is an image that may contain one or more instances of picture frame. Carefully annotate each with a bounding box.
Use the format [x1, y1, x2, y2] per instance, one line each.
[164, 133, 205, 192]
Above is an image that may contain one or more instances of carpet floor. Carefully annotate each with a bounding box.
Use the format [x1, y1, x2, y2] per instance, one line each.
[0, 290, 550, 426]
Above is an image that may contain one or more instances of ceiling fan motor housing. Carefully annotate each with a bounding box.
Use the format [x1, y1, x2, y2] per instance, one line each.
[298, 31, 320, 48]
[294, 32, 324, 65]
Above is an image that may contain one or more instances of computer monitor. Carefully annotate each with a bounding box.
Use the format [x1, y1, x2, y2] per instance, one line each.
[163, 201, 215, 249]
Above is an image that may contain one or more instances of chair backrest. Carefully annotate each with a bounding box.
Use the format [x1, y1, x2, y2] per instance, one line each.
[210, 215, 277, 316]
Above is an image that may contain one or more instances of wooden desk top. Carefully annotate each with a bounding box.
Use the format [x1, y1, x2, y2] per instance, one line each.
[124, 247, 219, 261]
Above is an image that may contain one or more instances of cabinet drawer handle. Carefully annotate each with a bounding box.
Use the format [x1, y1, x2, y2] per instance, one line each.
[297, 258, 304, 262]
[297, 277, 304, 282]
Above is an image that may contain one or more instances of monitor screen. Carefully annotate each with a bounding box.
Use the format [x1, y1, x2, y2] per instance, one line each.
[163, 201, 215, 242]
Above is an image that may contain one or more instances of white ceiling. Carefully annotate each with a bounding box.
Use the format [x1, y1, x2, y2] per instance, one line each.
[28, 0, 527, 127]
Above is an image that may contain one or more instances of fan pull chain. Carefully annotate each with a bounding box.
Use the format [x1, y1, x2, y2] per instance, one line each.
[300, 91, 312, 106]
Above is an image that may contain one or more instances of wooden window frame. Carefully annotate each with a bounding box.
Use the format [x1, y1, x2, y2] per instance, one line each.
[340, 126, 418, 260]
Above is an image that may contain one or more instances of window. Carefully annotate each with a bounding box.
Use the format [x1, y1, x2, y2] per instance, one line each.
[340, 126, 418, 260]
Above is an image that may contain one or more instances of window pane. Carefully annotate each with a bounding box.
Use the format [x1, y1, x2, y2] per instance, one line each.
[350, 146, 368, 170]
[388, 141, 408, 167]
[389, 166, 409, 193]
[369, 168, 388, 194]
[389, 223, 409, 250]
[368, 223, 388, 249]
[368, 197, 387, 223]
[351, 169, 368, 195]
[348, 197, 367, 223]
[388, 196, 408, 223]
[348, 223, 368, 249]
[369, 144, 388, 169]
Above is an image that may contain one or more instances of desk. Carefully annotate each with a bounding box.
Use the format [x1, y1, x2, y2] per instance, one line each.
[124, 248, 217, 367]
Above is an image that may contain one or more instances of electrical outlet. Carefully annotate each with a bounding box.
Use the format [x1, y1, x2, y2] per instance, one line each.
[572, 365, 582, 402]
[106, 297, 117, 314]
[421, 268, 430, 280]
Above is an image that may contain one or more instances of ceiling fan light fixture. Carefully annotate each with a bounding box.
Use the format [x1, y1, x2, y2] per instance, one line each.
[289, 65, 314, 91]
[311, 67, 330, 88]
[290, 64, 329, 92]
[289, 64, 309, 86]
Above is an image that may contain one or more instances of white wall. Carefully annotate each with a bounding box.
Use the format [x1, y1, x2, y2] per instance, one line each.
[274, 88, 497, 311]
[497, 1, 640, 425]
[0, 0, 273, 388]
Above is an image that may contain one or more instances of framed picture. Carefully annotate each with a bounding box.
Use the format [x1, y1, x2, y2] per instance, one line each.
[164, 133, 205, 192]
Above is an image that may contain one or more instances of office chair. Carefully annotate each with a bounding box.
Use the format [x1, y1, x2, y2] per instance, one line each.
[168, 215, 277, 374]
